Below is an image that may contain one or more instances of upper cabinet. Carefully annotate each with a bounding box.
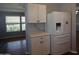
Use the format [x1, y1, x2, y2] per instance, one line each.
[27, 4, 38, 23]
[26, 4, 46, 23]
[38, 4, 46, 23]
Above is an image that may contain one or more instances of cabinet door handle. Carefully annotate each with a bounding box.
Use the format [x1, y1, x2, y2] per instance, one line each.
[40, 41, 44, 44]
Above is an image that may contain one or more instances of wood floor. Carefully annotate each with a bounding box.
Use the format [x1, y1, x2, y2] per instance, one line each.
[0, 36, 27, 55]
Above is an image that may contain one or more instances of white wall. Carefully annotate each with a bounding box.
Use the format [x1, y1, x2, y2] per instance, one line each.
[0, 3, 24, 12]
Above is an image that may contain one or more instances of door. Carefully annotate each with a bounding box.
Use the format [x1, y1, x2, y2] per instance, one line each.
[27, 4, 38, 23]
[63, 13, 71, 34]
[38, 4, 46, 23]
[53, 12, 64, 35]
[42, 36, 50, 55]
[31, 37, 42, 55]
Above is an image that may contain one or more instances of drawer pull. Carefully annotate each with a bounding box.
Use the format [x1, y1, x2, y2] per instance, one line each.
[40, 41, 44, 44]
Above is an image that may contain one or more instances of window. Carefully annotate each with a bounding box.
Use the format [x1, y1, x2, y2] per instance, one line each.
[6, 16, 26, 32]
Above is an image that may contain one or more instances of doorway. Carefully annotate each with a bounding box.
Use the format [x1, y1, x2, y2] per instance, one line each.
[76, 10, 79, 52]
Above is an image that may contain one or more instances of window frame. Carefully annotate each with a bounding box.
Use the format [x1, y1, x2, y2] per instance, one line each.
[21, 16, 26, 31]
[5, 15, 26, 32]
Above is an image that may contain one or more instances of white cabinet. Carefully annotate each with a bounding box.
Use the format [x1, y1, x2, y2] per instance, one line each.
[31, 36, 42, 54]
[38, 5, 46, 23]
[41, 36, 50, 55]
[27, 4, 38, 23]
[27, 4, 46, 23]
[30, 35, 50, 55]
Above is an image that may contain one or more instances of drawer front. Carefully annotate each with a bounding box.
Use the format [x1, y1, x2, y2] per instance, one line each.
[52, 35, 71, 54]
[53, 41, 70, 54]
[54, 35, 71, 43]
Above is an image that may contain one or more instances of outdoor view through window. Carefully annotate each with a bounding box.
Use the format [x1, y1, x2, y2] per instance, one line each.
[6, 16, 26, 32]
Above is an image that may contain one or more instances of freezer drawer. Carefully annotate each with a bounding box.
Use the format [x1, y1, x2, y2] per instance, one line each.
[51, 34, 71, 55]
[53, 41, 70, 55]
[54, 34, 71, 43]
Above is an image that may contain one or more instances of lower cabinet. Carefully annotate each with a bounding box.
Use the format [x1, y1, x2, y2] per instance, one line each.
[30, 33, 71, 55]
[30, 35, 50, 55]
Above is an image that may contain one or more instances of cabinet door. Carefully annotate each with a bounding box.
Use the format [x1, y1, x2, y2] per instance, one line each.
[63, 13, 71, 34]
[53, 12, 64, 35]
[27, 4, 38, 23]
[38, 5, 46, 23]
[42, 36, 50, 54]
[31, 37, 42, 55]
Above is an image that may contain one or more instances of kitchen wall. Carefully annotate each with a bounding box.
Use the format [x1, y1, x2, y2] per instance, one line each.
[0, 3, 24, 12]
[27, 23, 45, 34]
[47, 3, 75, 12]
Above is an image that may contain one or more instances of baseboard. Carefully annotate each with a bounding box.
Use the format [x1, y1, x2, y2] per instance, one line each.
[70, 51, 78, 54]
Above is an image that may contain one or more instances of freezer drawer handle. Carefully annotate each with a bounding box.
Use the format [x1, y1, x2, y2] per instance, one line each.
[40, 41, 44, 44]
[57, 41, 69, 45]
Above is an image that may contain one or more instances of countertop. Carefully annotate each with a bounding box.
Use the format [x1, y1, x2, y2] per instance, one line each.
[29, 32, 49, 38]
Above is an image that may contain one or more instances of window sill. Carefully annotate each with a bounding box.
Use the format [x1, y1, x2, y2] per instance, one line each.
[0, 35, 25, 40]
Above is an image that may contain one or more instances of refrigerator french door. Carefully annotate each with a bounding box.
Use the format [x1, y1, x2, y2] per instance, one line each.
[47, 11, 71, 54]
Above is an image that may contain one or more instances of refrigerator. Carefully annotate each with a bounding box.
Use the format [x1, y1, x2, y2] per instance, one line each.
[47, 12, 71, 54]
